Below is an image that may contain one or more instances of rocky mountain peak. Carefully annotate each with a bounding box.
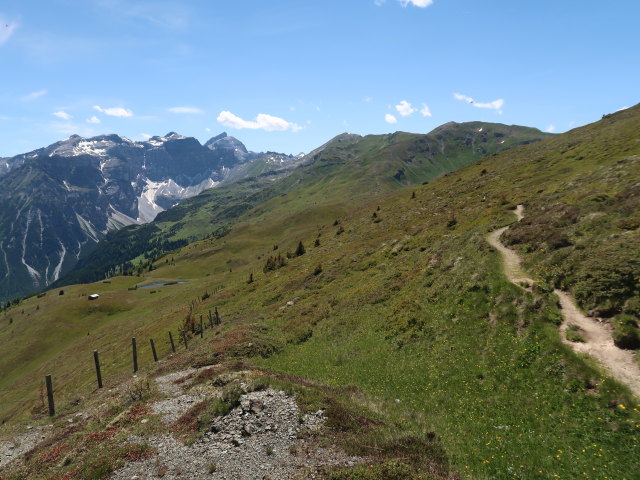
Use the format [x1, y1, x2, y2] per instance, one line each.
[205, 132, 228, 146]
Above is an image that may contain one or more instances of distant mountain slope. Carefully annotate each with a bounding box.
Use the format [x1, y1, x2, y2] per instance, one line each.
[0, 132, 296, 302]
[54, 121, 551, 287]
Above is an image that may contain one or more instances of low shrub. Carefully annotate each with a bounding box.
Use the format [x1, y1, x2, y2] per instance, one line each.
[612, 314, 640, 349]
[566, 326, 585, 343]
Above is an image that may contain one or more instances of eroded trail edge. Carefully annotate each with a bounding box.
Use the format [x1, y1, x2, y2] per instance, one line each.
[488, 205, 640, 398]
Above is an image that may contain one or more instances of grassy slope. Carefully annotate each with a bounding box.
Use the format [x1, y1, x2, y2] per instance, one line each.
[1, 113, 639, 479]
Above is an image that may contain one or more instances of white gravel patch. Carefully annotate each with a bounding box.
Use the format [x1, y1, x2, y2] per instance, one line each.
[151, 394, 206, 424]
[110, 389, 363, 479]
[154, 368, 199, 397]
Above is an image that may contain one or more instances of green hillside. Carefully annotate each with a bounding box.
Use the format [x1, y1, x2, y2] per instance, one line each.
[1, 110, 639, 480]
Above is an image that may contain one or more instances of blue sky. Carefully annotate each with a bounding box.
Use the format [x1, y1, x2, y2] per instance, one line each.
[0, 0, 638, 156]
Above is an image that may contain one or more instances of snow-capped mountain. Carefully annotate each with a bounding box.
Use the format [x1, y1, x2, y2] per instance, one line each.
[0, 132, 298, 301]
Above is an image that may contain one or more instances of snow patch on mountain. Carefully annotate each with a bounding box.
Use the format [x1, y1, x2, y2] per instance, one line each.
[72, 140, 109, 157]
[136, 177, 219, 223]
[145, 132, 186, 148]
[147, 138, 166, 148]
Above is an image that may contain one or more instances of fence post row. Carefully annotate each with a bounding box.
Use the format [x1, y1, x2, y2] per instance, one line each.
[93, 350, 103, 389]
[132, 337, 138, 373]
[150, 338, 158, 362]
[39, 311, 223, 413]
[45, 375, 55, 417]
[169, 331, 176, 353]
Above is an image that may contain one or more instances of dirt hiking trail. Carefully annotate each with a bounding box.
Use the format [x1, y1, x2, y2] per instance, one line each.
[488, 205, 640, 398]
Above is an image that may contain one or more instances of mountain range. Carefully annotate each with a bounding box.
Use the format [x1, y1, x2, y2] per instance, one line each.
[0, 132, 298, 302]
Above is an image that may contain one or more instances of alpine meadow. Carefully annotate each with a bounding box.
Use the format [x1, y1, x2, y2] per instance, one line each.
[0, 1, 638, 479]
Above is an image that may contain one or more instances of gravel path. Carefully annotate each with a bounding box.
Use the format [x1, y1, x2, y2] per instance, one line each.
[488, 205, 640, 397]
[556, 289, 640, 396]
[486, 206, 534, 286]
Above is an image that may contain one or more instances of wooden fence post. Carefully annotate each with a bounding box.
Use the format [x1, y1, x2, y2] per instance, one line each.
[200, 315, 204, 338]
[182, 331, 188, 349]
[208, 310, 214, 329]
[93, 350, 103, 389]
[132, 337, 138, 373]
[150, 338, 158, 362]
[215, 307, 220, 325]
[169, 331, 176, 353]
[45, 375, 55, 416]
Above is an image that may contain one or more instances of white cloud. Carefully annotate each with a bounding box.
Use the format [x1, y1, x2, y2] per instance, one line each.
[476, 99, 504, 112]
[400, 0, 434, 7]
[374, 0, 387, 5]
[385, 114, 398, 124]
[140, 133, 152, 140]
[454, 93, 473, 103]
[21, 89, 47, 102]
[395, 100, 416, 117]
[167, 106, 204, 114]
[546, 125, 556, 133]
[420, 104, 432, 117]
[0, 18, 18, 45]
[86, 115, 101, 124]
[453, 93, 504, 114]
[205, 127, 211, 132]
[93, 105, 134, 117]
[52, 111, 72, 120]
[217, 111, 303, 132]
[363, 97, 373, 103]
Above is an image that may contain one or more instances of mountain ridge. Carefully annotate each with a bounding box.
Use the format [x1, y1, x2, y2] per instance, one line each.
[0, 132, 297, 302]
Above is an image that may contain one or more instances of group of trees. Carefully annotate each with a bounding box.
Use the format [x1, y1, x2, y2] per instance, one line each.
[263, 240, 306, 273]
